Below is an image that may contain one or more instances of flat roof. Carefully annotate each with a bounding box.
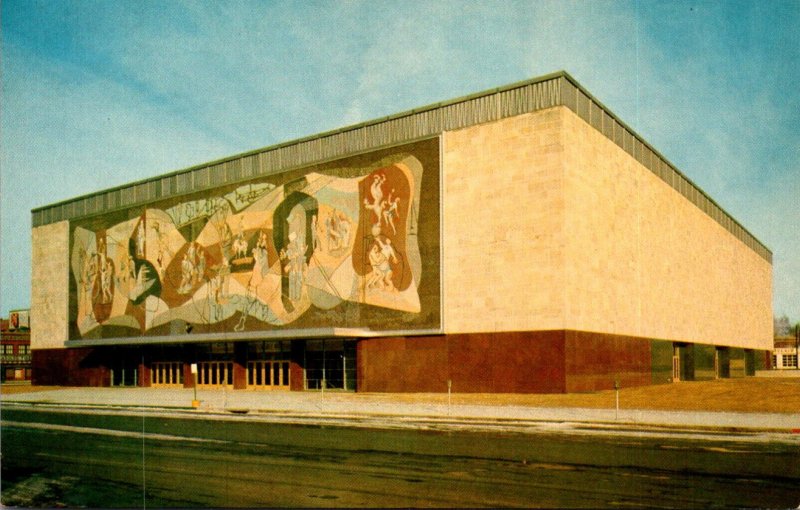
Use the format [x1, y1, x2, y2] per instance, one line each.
[31, 71, 771, 263]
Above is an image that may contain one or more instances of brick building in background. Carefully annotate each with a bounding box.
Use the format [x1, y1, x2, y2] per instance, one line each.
[29, 72, 772, 393]
[2, 309, 32, 382]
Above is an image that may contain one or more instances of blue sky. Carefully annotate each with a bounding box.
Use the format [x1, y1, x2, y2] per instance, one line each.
[2, 0, 798, 323]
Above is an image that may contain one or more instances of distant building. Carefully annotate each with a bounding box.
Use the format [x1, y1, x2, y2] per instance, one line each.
[771, 336, 799, 370]
[2, 309, 32, 382]
[29, 71, 772, 393]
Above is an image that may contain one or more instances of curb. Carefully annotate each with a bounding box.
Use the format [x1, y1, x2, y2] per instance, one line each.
[3, 401, 799, 440]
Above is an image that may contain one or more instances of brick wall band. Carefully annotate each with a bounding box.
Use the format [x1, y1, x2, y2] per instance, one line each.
[32, 347, 110, 387]
[357, 330, 665, 393]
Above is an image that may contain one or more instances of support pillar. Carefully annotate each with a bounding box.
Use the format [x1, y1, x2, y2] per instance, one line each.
[183, 362, 195, 388]
[673, 343, 695, 382]
[138, 359, 151, 387]
[290, 340, 305, 391]
[715, 347, 730, 379]
[233, 342, 247, 390]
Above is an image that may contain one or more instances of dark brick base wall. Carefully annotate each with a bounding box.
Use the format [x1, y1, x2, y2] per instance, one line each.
[32, 348, 110, 387]
[32, 334, 768, 393]
[358, 331, 567, 393]
[359, 331, 674, 394]
[564, 331, 654, 392]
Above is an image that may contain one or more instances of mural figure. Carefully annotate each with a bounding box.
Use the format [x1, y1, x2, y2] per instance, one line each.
[311, 215, 319, 251]
[100, 257, 114, 303]
[383, 191, 400, 235]
[323, 210, 351, 253]
[282, 232, 306, 302]
[233, 232, 248, 260]
[136, 221, 146, 258]
[364, 173, 387, 224]
[367, 237, 399, 292]
[79, 249, 97, 322]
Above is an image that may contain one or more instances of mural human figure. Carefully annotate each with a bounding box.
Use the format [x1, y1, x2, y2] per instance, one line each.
[366, 244, 386, 289]
[311, 215, 319, 251]
[363, 173, 387, 224]
[323, 210, 351, 253]
[136, 221, 146, 258]
[178, 251, 195, 294]
[367, 237, 398, 292]
[81, 251, 97, 320]
[377, 238, 398, 291]
[283, 231, 306, 302]
[151, 220, 173, 278]
[325, 212, 341, 251]
[250, 230, 269, 283]
[100, 257, 114, 303]
[382, 191, 400, 235]
[232, 232, 248, 260]
[195, 246, 206, 285]
[337, 212, 351, 249]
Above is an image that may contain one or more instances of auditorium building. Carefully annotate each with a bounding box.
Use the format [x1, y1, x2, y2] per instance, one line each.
[30, 71, 773, 393]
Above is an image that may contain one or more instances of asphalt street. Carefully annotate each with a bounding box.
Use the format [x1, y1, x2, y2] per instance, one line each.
[3, 406, 799, 508]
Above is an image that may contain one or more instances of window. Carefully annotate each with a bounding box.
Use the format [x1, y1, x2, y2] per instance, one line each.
[782, 354, 798, 369]
[20, 345, 29, 355]
[1, 345, 12, 355]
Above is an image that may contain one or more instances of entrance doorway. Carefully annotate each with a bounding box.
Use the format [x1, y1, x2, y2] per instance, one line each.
[152, 362, 184, 387]
[110, 362, 138, 387]
[247, 360, 290, 389]
[304, 339, 356, 391]
[196, 361, 233, 388]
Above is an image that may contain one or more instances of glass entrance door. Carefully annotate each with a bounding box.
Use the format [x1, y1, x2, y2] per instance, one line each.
[152, 362, 184, 387]
[247, 360, 290, 389]
[304, 339, 356, 391]
[196, 361, 233, 388]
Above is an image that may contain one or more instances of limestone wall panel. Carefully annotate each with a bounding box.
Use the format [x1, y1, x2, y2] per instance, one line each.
[442, 108, 567, 333]
[31, 220, 70, 349]
[562, 109, 772, 348]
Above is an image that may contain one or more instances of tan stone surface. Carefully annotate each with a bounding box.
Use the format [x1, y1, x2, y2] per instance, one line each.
[441, 105, 770, 349]
[561, 108, 772, 348]
[31, 221, 70, 349]
[442, 109, 566, 333]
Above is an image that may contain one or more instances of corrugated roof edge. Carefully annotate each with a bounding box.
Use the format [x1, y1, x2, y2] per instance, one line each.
[30, 70, 771, 262]
[31, 71, 568, 213]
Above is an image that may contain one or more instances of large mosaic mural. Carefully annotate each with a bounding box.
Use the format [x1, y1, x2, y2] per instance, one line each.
[69, 141, 440, 339]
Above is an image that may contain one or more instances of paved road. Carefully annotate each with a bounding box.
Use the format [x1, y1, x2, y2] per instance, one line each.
[3, 407, 800, 508]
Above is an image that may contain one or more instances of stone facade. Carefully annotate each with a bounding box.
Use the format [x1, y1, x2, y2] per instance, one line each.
[442, 108, 566, 333]
[31, 220, 70, 350]
[561, 107, 772, 348]
[441, 105, 771, 350]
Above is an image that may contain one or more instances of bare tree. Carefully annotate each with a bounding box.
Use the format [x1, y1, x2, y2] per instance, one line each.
[774, 315, 792, 337]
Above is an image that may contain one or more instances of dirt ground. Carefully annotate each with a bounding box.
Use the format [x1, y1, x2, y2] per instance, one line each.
[361, 378, 800, 414]
[2, 378, 799, 414]
[1, 385, 61, 395]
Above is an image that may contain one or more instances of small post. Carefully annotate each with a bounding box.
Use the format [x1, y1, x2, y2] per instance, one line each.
[191, 363, 199, 408]
[447, 379, 452, 415]
[614, 379, 620, 420]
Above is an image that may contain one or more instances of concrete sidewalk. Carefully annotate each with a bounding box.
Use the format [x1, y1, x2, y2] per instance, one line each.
[3, 387, 799, 437]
